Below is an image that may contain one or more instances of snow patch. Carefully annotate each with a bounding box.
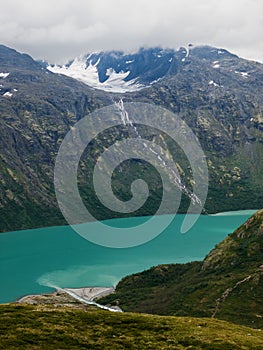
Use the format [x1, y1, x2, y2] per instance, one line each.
[47, 56, 145, 93]
[0, 72, 9, 78]
[3, 91, 13, 97]
[150, 78, 162, 85]
[235, 71, 249, 78]
[212, 61, 220, 69]
[209, 80, 220, 87]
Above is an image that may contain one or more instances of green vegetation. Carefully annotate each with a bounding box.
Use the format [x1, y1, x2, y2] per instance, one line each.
[0, 304, 263, 349]
[1, 45, 263, 232]
[99, 210, 263, 329]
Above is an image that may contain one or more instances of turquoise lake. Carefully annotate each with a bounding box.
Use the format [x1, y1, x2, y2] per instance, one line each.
[0, 211, 257, 303]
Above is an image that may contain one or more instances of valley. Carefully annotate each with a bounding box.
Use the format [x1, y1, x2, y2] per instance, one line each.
[1, 42, 263, 349]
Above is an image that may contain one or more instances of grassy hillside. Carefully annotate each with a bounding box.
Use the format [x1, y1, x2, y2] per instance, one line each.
[99, 210, 263, 329]
[0, 304, 263, 349]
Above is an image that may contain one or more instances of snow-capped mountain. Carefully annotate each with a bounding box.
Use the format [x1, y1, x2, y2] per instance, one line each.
[47, 47, 182, 93]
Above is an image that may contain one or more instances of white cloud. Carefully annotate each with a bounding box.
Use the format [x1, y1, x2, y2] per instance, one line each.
[0, 0, 262, 63]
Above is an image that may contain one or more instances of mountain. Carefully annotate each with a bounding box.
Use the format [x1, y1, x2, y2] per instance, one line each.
[0, 44, 263, 232]
[99, 209, 263, 328]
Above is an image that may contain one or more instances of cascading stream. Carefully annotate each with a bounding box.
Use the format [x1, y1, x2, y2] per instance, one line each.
[114, 99, 203, 207]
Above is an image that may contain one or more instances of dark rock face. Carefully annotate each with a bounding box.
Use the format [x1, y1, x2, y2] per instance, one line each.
[0, 44, 263, 232]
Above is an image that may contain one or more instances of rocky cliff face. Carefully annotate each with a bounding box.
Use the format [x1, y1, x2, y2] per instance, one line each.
[0, 44, 263, 232]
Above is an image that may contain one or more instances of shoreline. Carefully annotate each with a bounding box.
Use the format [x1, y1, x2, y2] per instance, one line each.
[17, 286, 122, 312]
[209, 209, 258, 216]
[2, 210, 256, 303]
[1, 209, 258, 235]
[17, 286, 113, 303]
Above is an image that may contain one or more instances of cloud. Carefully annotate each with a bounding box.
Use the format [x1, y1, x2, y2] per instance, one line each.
[0, 0, 262, 63]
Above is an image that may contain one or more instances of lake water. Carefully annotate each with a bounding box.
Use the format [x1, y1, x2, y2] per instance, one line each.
[0, 211, 257, 303]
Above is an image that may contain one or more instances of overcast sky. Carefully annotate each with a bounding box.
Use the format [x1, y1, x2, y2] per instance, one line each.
[0, 0, 262, 63]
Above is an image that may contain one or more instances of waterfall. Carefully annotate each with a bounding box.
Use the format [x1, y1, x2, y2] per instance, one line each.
[114, 99, 203, 207]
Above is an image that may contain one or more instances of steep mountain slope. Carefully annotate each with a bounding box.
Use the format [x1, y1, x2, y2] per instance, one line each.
[0, 44, 111, 231]
[0, 44, 263, 232]
[129, 46, 263, 212]
[99, 210, 263, 328]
